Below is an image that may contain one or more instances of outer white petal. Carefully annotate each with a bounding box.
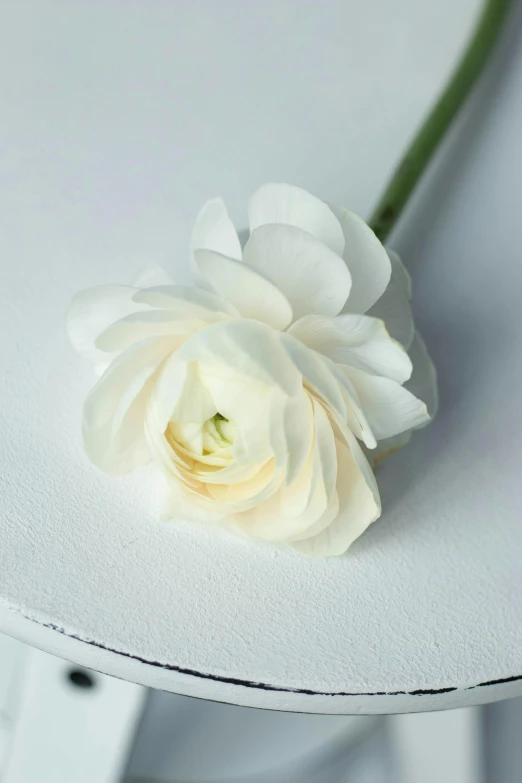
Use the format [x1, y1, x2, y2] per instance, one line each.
[275, 390, 315, 484]
[197, 456, 272, 486]
[174, 319, 302, 397]
[146, 354, 226, 445]
[330, 204, 391, 314]
[369, 430, 412, 469]
[96, 310, 204, 354]
[341, 365, 430, 441]
[326, 361, 377, 449]
[161, 478, 226, 524]
[344, 427, 381, 504]
[280, 333, 346, 421]
[290, 312, 380, 347]
[309, 398, 338, 502]
[210, 466, 285, 515]
[156, 358, 216, 433]
[369, 331, 437, 467]
[387, 249, 412, 299]
[66, 285, 148, 365]
[233, 397, 336, 542]
[206, 461, 279, 505]
[261, 388, 312, 483]
[288, 314, 412, 384]
[273, 452, 317, 522]
[290, 434, 381, 557]
[146, 393, 201, 478]
[191, 197, 242, 260]
[132, 285, 238, 318]
[249, 183, 345, 256]
[234, 461, 324, 542]
[131, 262, 175, 288]
[405, 331, 438, 420]
[82, 337, 175, 474]
[194, 249, 293, 330]
[367, 250, 414, 349]
[286, 491, 340, 543]
[242, 224, 352, 320]
[282, 395, 338, 524]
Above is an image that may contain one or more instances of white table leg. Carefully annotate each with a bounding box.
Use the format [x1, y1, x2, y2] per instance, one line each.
[0, 635, 28, 778]
[390, 707, 484, 783]
[2, 644, 145, 783]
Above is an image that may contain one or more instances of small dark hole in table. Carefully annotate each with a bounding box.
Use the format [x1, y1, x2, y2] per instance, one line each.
[67, 668, 96, 690]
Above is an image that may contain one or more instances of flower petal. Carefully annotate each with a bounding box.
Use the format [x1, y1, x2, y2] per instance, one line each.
[66, 285, 148, 365]
[290, 434, 381, 557]
[368, 331, 437, 467]
[405, 331, 438, 420]
[326, 362, 377, 449]
[249, 183, 345, 256]
[194, 249, 293, 330]
[156, 421, 283, 517]
[233, 461, 323, 542]
[309, 398, 338, 503]
[233, 397, 337, 542]
[161, 478, 226, 524]
[175, 319, 302, 397]
[132, 284, 238, 318]
[146, 366, 270, 506]
[274, 390, 315, 484]
[131, 262, 175, 288]
[369, 430, 412, 469]
[340, 365, 430, 441]
[286, 491, 340, 543]
[280, 333, 346, 421]
[96, 310, 204, 354]
[330, 204, 391, 314]
[367, 250, 414, 349]
[288, 314, 412, 383]
[191, 197, 242, 261]
[388, 249, 412, 299]
[242, 224, 351, 320]
[82, 337, 175, 474]
[206, 460, 280, 506]
[219, 467, 285, 513]
[170, 360, 218, 431]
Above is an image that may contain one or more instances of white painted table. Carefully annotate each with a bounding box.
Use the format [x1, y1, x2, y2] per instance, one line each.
[1, 0, 522, 716]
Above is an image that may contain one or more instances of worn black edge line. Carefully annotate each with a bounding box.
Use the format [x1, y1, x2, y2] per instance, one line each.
[468, 675, 522, 689]
[38, 620, 453, 696]
[19, 613, 521, 698]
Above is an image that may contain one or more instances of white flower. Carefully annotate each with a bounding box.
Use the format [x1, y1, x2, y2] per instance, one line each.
[67, 183, 437, 557]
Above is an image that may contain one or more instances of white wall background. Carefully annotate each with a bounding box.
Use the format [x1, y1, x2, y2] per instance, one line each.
[0, 0, 480, 287]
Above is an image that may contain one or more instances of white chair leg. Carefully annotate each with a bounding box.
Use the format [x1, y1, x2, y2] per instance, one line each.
[389, 707, 484, 783]
[1, 644, 145, 783]
[0, 635, 28, 778]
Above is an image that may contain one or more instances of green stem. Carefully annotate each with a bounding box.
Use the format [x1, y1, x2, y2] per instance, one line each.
[369, 0, 511, 242]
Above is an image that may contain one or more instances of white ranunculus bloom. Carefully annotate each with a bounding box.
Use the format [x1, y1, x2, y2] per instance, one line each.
[67, 183, 437, 557]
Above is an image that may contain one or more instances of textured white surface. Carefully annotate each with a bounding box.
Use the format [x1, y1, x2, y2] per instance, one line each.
[3, 0, 522, 715]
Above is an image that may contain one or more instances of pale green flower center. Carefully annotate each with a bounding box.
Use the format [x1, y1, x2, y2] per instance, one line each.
[168, 413, 236, 459]
[201, 413, 236, 454]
